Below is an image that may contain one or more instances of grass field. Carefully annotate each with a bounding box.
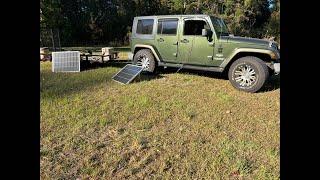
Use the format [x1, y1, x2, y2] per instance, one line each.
[40, 60, 280, 179]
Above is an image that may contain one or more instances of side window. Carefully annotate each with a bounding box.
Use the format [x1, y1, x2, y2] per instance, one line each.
[183, 20, 208, 36]
[157, 19, 178, 35]
[136, 19, 154, 35]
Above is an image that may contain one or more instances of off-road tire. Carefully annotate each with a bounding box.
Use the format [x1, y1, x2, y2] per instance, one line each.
[228, 56, 269, 93]
[133, 49, 156, 73]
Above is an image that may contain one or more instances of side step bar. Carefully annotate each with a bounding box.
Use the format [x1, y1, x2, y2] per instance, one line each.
[158, 62, 224, 72]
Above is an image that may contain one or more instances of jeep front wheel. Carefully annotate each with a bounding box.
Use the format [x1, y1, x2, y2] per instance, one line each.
[228, 56, 269, 93]
[133, 49, 156, 73]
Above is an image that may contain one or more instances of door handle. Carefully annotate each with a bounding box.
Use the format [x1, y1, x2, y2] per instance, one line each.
[157, 38, 164, 42]
[181, 39, 189, 43]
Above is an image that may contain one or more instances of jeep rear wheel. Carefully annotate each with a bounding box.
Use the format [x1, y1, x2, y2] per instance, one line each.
[228, 56, 269, 93]
[133, 49, 156, 73]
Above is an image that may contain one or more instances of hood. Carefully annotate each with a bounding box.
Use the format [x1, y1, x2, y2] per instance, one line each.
[221, 35, 270, 46]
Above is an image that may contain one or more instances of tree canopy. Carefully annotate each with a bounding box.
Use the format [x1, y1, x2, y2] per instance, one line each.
[40, 0, 280, 46]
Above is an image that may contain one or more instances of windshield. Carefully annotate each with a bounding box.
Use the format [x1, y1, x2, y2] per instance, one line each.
[210, 16, 229, 36]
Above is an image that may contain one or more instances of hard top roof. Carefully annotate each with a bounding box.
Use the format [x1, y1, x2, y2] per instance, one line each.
[135, 14, 212, 18]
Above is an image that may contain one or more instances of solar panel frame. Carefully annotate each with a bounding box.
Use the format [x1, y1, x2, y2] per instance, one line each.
[52, 51, 80, 72]
[112, 64, 144, 84]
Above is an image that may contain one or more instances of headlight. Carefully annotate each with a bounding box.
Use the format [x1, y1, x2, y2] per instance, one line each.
[269, 41, 279, 51]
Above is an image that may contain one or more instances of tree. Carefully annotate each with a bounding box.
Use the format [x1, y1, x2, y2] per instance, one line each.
[40, 0, 280, 46]
[265, 0, 280, 41]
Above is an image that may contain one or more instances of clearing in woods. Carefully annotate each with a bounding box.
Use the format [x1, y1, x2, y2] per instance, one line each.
[40, 57, 280, 179]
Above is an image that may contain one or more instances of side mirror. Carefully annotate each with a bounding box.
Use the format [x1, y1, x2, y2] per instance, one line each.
[202, 29, 208, 36]
[202, 29, 212, 37]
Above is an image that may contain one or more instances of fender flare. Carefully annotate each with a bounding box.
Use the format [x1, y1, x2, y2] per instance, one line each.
[133, 44, 162, 62]
[220, 48, 280, 68]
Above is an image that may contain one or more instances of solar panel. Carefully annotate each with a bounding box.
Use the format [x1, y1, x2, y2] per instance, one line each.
[52, 51, 80, 72]
[112, 64, 144, 84]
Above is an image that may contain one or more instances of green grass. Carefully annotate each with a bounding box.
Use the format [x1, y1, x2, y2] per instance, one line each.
[40, 61, 280, 179]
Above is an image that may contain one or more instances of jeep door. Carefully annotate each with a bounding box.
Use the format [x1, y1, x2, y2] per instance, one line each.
[178, 18, 214, 65]
[155, 18, 179, 62]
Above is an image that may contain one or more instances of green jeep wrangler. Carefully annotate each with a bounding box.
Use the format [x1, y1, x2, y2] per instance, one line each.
[130, 14, 280, 92]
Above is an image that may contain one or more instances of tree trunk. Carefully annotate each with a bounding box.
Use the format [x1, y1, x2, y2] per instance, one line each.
[197, 0, 201, 13]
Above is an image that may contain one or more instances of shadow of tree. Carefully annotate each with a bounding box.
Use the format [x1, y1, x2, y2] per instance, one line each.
[41, 61, 165, 99]
[41, 62, 279, 99]
[41, 62, 127, 99]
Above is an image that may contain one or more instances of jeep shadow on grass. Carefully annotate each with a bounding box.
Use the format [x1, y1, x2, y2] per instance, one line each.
[130, 15, 280, 93]
[80, 61, 165, 83]
[157, 66, 280, 92]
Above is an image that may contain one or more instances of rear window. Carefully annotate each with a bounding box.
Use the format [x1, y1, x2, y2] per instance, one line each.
[136, 19, 154, 35]
[157, 19, 178, 35]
